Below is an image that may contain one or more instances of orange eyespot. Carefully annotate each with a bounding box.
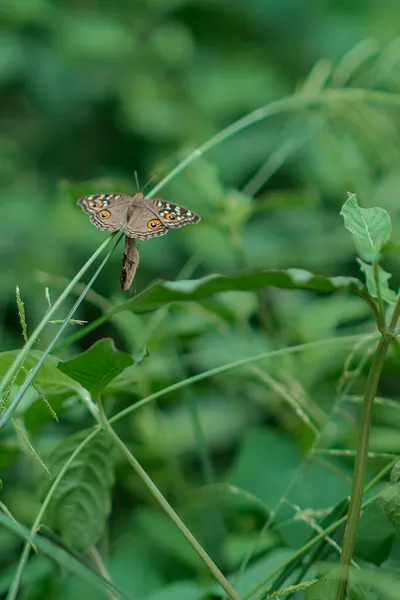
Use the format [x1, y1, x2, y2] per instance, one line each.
[99, 210, 111, 219]
[165, 212, 177, 221]
[148, 219, 162, 229]
[90, 200, 103, 209]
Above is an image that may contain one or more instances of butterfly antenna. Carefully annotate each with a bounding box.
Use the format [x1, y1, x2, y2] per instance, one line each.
[141, 174, 157, 193]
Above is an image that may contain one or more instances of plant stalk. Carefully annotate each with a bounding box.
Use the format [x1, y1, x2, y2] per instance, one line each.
[97, 400, 241, 600]
[0, 236, 114, 400]
[0, 234, 122, 429]
[335, 296, 400, 600]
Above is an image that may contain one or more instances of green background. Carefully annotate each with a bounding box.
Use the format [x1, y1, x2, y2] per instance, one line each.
[1, 1, 400, 598]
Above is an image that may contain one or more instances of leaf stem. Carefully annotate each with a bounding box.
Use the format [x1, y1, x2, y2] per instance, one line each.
[372, 260, 385, 326]
[335, 296, 400, 600]
[147, 89, 400, 199]
[96, 399, 241, 600]
[90, 547, 120, 600]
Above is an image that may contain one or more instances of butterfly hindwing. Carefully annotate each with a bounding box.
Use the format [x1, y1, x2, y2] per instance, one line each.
[123, 195, 169, 240]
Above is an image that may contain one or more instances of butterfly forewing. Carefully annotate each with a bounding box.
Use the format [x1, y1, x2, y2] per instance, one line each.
[77, 193, 132, 232]
[151, 199, 201, 228]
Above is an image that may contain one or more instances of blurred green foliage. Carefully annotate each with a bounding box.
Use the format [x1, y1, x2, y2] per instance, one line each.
[2, 0, 400, 598]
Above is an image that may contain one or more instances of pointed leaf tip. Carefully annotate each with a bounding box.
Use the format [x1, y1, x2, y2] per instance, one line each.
[340, 194, 391, 262]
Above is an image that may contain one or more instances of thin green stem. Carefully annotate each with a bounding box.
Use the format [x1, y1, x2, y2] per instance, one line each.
[354, 287, 384, 332]
[335, 296, 400, 600]
[373, 261, 385, 325]
[0, 234, 122, 429]
[0, 235, 115, 399]
[90, 547, 120, 600]
[147, 89, 400, 199]
[110, 335, 373, 426]
[96, 400, 241, 600]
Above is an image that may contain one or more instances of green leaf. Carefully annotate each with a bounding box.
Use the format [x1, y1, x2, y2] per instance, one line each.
[357, 259, 397, 305]
[113, 269, 366, 315]
[214, 549, 294, 598]
[40, 430, 115, 554]
[305, 569, 368, 600]
[57, 338, 134, 397]
[230, 429, 350, 513]
[354, 503, 394, 565]
[381, 483, 400, 536]
[340, 193, 392, 262]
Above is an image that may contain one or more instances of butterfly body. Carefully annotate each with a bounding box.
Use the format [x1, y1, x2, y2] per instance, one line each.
[78, 192, 200, 240]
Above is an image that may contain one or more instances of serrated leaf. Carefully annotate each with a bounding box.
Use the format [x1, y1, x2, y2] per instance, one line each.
[57, 338, 134, 397]
[40, 430, 115, 554]
[357, 259, 397, 305]
[112, 269, 366, 315]
[340, 194, 391, 262]
[381, 483, 400, 535]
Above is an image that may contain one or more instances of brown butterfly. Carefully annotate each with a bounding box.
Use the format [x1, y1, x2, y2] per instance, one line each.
[77, 192, 200, 240]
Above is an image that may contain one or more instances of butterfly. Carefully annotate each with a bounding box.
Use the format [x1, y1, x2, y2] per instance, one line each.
[77, 192, 200, 240]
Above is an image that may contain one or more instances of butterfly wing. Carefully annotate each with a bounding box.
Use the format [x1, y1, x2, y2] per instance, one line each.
[77, 193, 132, 232]
[124, 196, 200, 240]
[152, 199, 201, 229]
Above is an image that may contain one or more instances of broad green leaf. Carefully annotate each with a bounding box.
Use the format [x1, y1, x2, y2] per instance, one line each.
[354, 503, 394, 565]
[0, 350, 82, 393]
[57, 338, 134, 397]
[357, 259, 397, 305]
[40, 430, 115, 554]
[381, 483, 400, 536]
[340, 194, 391, 261]
[230, 429, 350, 514]
[112, 269, 367, 315]
[306, 569, 368, 600]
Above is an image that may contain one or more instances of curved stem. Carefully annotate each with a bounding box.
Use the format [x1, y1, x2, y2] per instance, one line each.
[96, 400, 241, 600]
[147, 89, 400, 199]
[0, 235, 114, 400]
[0, 234, 122, 429]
